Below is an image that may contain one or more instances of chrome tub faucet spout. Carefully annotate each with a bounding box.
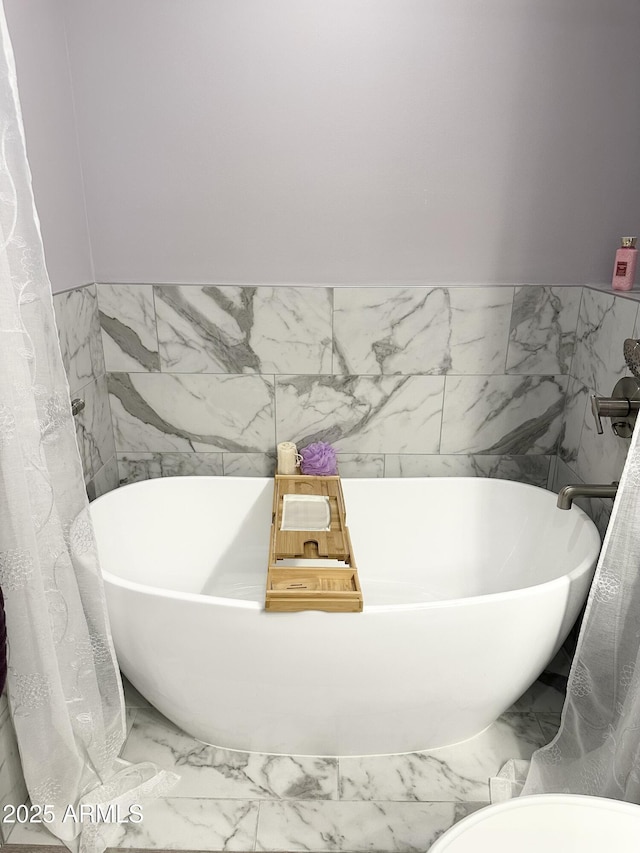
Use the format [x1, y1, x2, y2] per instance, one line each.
[557, 483, 618, 510]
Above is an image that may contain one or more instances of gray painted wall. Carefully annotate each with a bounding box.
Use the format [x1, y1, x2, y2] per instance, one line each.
[4, 0, 94, 293]
[62, 0, 640, 285]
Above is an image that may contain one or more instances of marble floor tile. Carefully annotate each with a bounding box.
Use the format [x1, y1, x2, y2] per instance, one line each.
[511, 675, 567, 713]
[7, 798, 259, 852]
[3, 820, 63, 845]
[546, 648, 572, 677]
[256, 800, 471, 852]
[126, 708, 138, 738]
[0, 702, 28, 844]
[114, 797, 259, 851]
[122, 675, 152, 709]
[338, 713, 545, 804]
[121, 708, 338, 800]
[537, 713, 562, 742]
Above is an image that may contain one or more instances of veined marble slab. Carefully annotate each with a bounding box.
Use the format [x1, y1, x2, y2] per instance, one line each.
[97, 283, 160, 372]
[115, 798, 259, 850]
[121, 708, 338, 800]
[506, 286, 581, 375]
[558, 376, 589, 465]
[7, 798, 259, 851]
[222, 452, 276, 477]
[335, 453, 385, 478]
[155, 285, 332, 374]
[108, 372, 275, 453]
[574, 396, 632, 485]
[338, 713, 545, 804]
[117, 452, 224, 484]
[276, 375, 445, 453]
[333, 287, 513, 375]
[74, 376, 116, 482]
[53, 284, 105, 394]
[440, 375, 567, 454]
[90, 454, 120, 498]
[256, 800, 478, 852]
[571, 288, 638, 395]
[383, 453, 550, 486]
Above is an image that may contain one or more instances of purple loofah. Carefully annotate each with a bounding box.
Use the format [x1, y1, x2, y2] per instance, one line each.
[299, 441, 338, 476]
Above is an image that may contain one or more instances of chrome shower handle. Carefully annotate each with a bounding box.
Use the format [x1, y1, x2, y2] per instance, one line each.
[590, 395, 604, 434]
[591, 386, 640, 437]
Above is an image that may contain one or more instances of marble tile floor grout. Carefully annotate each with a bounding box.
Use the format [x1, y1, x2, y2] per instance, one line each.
[7, 651, 570, 852]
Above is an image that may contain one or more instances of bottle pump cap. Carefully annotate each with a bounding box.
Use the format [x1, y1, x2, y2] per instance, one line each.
[622, 237, 637, 248]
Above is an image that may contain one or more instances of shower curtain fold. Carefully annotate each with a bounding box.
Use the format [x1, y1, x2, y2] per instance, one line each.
[0, 5, 177, 852]
[492, 416, 640, 803]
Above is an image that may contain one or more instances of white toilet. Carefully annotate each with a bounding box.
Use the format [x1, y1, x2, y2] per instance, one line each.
[430, 794, 640, 852]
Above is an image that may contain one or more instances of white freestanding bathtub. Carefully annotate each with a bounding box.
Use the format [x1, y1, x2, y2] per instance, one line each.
[90, 476, 600, 756]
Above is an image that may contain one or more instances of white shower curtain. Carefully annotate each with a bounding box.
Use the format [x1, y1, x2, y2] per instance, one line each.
[493, 415, 640, 802]
[0, 7, 177, 853]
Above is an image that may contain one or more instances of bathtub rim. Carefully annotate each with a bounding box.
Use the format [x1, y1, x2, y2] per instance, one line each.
[92, 475, 601, 614]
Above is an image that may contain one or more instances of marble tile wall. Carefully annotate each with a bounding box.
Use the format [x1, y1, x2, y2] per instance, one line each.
[50, 280, 640, 538]
[96, 283, 584, 488]
[556, 286, 640, 537]
[52, 284, 119, 500]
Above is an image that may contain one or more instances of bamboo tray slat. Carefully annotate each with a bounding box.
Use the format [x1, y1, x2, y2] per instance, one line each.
[265, 474, 363, 613]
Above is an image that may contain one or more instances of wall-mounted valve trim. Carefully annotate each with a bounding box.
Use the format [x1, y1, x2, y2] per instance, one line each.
[591, 377, 640, 438]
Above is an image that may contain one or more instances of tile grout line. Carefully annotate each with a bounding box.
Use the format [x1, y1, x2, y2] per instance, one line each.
[251, 800, 257, 853]
[502, 284, 516, 375]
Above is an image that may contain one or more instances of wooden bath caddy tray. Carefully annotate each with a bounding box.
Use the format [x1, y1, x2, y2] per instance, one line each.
[265, 474, 363, 613]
